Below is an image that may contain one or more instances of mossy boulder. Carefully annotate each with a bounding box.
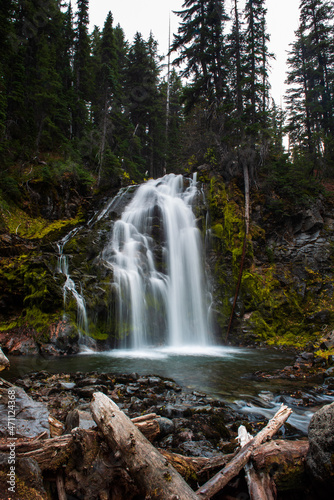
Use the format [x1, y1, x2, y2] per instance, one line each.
[0, 455, 47, 500]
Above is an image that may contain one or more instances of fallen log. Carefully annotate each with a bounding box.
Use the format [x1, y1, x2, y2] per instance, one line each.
[238, 425, 276, 500]
[131, 412, 160, 442]
[90, 391, 199, 500]
[0, 412, 161, 471]
[252, 439, 309, 468]
[0, 432, 307, 489]
[159, 449, 235, 483]
[252, 439, 309, 492]
[8, 432, 76, 471]
[196, 404, 292, 499]
[0, 406, 304, 493]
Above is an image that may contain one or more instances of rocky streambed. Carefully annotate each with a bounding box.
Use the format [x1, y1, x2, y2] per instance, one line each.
[0, 360, 334, 499]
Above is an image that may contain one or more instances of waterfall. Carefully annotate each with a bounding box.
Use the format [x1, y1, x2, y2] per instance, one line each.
[102, 173, 211, 349]
[56, 229, 89, 339]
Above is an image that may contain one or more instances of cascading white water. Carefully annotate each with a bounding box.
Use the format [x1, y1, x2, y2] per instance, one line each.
[57, 229, 89, 337]
[102, 173, 211, 349]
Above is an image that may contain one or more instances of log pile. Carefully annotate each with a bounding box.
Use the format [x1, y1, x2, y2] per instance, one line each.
[0, 391, 310, 500]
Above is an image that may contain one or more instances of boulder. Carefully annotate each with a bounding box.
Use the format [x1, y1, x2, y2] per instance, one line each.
[39, 319, 80, 356]
[0, 328, 40, 356]
[320, 330, 334, 350]
[306, 401, 334, 486]
[0, 347, 9, 371]
[0, 381, 50, 438]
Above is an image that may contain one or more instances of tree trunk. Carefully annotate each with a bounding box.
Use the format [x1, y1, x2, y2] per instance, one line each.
[225, 158, 250, 342]
[90, 392, 199, 500]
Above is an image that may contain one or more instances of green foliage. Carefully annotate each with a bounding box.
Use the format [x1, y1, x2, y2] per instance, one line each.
[239, 264, 334, 347]
[0, 174, 21, 201]
[207, 174, 334, 349]
[47, 158, 95, 189]
[1, 204, 83, 240]
[24, 306, 59, 335]
[209, 178, 246, 271]
[264, 154, 322, 206]
[204, 147, 218, 167]
[0, 252, 63, 334]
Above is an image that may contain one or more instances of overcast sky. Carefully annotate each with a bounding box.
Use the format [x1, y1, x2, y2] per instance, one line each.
[87, 0, 301, 106]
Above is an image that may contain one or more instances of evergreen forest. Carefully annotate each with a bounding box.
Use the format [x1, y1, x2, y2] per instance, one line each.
[1, 0, 334, 350]
[0, 0, 334, 207]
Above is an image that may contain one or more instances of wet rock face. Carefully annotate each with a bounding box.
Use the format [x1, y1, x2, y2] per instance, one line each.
[0, 233, 36, 257]
[0, 319, 81, 357]
[265, 199, 334, 270]
[40, 320, 79, 356]
[0, 329, 40, 356]
[307, 401, 334, 486]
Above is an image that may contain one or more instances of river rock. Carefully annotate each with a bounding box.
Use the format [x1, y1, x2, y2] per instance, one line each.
[0, 346, 9, 371]
[0, 381, 49, 438]
[306, 401, 334, 486]
[156, 416, 174, 437]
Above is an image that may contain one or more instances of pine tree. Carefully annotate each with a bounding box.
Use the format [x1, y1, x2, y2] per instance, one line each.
[60, 2, 75, 140]
[286, 30, 316, 165]
[94, 12, 118, 184]
[72, 0, 91, 139]
[226, 0, 245, 146]
[3, 0, 65, 153]
[33, 3, 74, 150]
[0, 0, 14, 146]
[124, 32, 163, 178]
[243, 0, 273, 138]
[162, 69, 184, 172]
[171, 0, 229, 111]
[285, 0, 334, 174]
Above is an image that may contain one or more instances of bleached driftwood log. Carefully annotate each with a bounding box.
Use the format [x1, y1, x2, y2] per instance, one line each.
[238, 425, 276, 500]
[196, 404, 292, 499]
[90, 391, 199, 500]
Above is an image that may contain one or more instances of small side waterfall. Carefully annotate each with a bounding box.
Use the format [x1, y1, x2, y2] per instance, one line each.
[56, 229, 89, 339]
[102, 173, 211, 349]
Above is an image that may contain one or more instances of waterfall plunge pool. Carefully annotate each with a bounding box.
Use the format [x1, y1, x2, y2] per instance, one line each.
[6, 345, 334, 435]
